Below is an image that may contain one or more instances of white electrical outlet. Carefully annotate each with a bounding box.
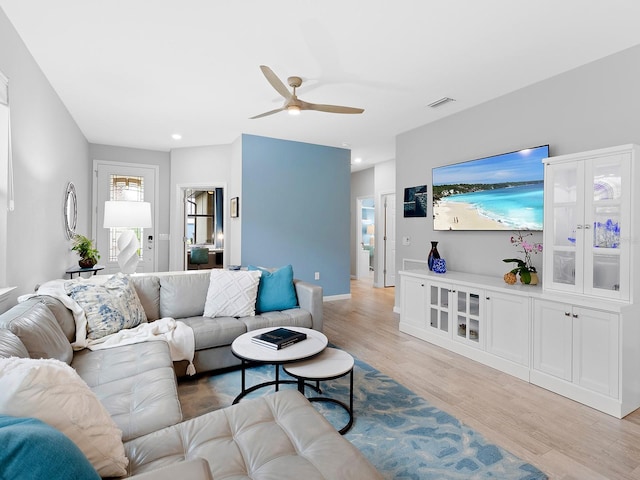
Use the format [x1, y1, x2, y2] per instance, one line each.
[314, 272, 320, 280]
[402, 236, 411, 246]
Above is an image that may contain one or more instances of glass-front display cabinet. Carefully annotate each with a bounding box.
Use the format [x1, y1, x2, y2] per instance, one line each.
[543, 145, 635, 301]
[454, 288, 482, 347]
[428, 283, 450, 336]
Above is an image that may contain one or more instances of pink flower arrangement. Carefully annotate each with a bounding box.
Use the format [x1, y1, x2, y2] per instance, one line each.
[502, 231, 543, 284]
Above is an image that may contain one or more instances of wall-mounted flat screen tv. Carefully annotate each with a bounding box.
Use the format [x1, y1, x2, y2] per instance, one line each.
[432, 145, 549, 231]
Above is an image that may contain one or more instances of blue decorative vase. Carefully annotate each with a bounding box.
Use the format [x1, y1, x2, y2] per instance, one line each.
[433, 258, 447, 274]
[427, 241, 440, 271]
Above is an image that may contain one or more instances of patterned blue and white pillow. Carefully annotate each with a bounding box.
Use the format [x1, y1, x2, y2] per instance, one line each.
[65, 273, 147, 340]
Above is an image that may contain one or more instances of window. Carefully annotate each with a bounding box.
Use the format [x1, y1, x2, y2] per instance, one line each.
[186, 190, 216, 245]
[107, 174, 145, 262]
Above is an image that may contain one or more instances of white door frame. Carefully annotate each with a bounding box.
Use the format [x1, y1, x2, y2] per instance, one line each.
[383, 192, 396, 287]
[92, 160, 159, 273]
[375, 189, 395, 288]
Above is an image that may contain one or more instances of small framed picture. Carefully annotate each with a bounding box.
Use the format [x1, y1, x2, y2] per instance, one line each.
[230, 197, 239, 218]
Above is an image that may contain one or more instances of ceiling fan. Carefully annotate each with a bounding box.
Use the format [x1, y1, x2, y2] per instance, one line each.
[250, 65, 364, 119]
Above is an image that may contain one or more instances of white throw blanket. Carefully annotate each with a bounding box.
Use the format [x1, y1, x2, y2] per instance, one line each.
[19, 279, 196, 375]
[87, 317, 196, 376]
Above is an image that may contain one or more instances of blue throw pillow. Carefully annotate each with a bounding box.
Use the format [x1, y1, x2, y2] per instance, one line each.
[0, 415, 101, 480]
[248, 265, 299, 313]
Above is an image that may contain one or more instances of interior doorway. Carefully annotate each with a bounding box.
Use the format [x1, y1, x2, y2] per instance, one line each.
[182, 187, 225, 270]
[357, 197, 375, 282]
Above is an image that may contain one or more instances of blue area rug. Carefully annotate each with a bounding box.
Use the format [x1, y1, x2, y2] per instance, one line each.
[204, 356, 547, 480]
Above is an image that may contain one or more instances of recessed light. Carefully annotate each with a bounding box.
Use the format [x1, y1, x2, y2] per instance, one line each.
[171, 133, 182, 140]
[353, 157, 363, 164]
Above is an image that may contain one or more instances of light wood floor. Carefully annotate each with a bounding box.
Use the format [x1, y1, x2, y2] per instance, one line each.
[324, 278, 640, 480]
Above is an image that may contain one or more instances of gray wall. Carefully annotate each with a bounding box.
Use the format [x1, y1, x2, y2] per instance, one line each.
[0, 7, 89, 301]
[395, 43, 640, 307]
[89, 143, 171, 271]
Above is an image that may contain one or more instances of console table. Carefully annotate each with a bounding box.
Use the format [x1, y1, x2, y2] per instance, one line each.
[65, 264, 105, 278]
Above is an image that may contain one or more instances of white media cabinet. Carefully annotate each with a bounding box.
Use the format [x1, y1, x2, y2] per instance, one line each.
[399, 144, 640, 418]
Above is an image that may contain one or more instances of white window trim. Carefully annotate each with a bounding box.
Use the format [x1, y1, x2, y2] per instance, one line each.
[0, 70, 10, 290]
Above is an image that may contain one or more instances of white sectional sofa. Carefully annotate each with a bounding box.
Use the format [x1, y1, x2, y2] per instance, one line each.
[0, 269, 381, 479]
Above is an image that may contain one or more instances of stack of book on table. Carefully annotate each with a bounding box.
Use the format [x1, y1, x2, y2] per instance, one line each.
[251, 328, 307, 350]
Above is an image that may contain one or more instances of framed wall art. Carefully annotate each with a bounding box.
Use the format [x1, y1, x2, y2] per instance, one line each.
[403, 185, 428, 217]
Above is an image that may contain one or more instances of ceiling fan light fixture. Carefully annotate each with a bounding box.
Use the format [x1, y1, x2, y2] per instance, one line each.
[251, 66, 364, 119]
[287, 105, 301, 116]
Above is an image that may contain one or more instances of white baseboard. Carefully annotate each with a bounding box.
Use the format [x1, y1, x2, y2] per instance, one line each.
[324, 293, 352, 302]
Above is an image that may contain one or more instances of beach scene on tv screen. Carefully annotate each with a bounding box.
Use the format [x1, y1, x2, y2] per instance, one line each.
[432, 146, 548, 231]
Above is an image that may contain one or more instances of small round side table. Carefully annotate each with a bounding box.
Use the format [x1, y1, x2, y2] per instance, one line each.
[283, 347, 354, 434]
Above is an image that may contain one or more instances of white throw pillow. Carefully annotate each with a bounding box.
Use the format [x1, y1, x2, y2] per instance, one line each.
[0, 357, 129, 477]
[203, 270, 261, 318]
[65, 272, 147, 340]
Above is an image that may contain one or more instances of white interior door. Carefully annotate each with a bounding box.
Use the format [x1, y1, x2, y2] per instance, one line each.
[384, 193, 396, 287]
[92, 161, 158, 274]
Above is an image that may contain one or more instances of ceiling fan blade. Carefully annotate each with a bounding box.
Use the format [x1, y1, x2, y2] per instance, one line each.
[259, 65, 291, 99]
[249, 107, 285, 119]
[302, 100, 364, 114]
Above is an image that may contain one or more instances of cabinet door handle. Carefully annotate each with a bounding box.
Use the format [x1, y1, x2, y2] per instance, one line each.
[564, 312, 571, 316]
[486, 297, 490, 300]
[572, 313, 579, 318]
[584, 224, 591, 230]
[576, 225, 583, 230]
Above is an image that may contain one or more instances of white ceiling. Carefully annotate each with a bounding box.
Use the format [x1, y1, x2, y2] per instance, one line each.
[2, 1, 640, 171]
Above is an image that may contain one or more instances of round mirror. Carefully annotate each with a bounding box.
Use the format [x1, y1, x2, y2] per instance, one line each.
[64, 182, 77, 239]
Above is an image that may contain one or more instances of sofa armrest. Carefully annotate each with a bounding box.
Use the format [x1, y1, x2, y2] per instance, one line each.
[129, 458, 213, 480]
[293, 279, 323, 331]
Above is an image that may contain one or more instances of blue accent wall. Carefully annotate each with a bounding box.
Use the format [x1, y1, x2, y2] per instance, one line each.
[241, 134, 351, 296]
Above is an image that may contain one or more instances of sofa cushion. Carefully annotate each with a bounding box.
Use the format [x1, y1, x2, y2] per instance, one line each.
[38, 295, 77, 343]
[129, 458, 213, 480]
[72, 341, 174, 387]
[124, 390, 383, 479]
[180, 316, 247, 350]
[0, 329, 29, 359]
[131, 275, 161, 321]
[0, 415, 100, 480]
[241, 309, 313, 332]
[159, 271, 211, 318]
[91, 366, 182, 442]
[0, 299, 73, 364]
[248, 264, 298, 313]
[203, 270, 261, 318]
[65, 273, 147, 340]
[0, 357, 129, 477]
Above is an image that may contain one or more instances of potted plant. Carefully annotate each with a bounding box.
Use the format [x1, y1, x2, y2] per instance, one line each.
[71, 234, 100, 268]
[502, 231, 542, 285]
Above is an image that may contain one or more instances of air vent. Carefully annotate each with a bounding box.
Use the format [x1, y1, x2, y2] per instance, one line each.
[427, 97, 456, 108]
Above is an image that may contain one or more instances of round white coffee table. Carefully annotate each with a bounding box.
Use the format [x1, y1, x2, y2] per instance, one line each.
[283, 347, 355, 434]
[231, 326, 328, 404]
